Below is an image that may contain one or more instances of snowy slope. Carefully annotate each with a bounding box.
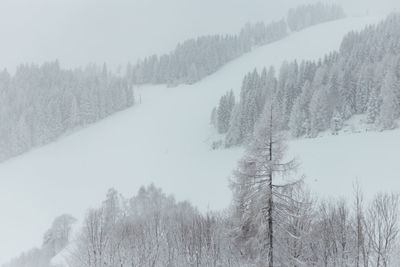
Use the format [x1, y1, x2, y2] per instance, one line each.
[290, 128, 400, 200]
[0, 16, 387, 265]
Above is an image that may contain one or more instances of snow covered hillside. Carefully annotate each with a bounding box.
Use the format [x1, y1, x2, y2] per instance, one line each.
[0, 16, 388, 265]
[290, 126, 400, 200]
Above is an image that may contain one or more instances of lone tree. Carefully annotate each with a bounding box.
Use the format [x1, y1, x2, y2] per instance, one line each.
[231, 97, 301, 266]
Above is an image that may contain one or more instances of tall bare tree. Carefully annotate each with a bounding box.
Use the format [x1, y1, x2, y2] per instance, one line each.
[231, 97, 300, 266]
[365, 193, 399, 267]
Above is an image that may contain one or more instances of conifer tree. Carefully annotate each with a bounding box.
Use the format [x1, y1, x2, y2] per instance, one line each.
[231, 97, 300, 266]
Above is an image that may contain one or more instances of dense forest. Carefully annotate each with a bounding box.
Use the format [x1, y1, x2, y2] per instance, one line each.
[287, 2, 345, 31]
[0, 62, 134, 162]
[212, 14, 400, 146]
[125, 2, 344, 86]
[125, 20, 288, 86]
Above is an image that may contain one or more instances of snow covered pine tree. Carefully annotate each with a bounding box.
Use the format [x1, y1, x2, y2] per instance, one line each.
[231, 97, 305, 266]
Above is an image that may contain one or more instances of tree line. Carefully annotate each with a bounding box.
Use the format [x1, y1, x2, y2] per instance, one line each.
[0, 62, 134, 162]
[125, 20, 288, 86]
[125, 2, 344, 86]
[212, 13, 400, 146]
[287, 2, 345, 31]
[4, 214, 76, 267]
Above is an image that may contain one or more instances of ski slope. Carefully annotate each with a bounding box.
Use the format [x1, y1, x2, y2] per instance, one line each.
[290, 127, 400, 200]
[0, 16, 389, 265]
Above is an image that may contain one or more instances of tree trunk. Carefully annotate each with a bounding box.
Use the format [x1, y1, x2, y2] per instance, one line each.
[268, 110, 273, 267]
[268, 173, 273, 267]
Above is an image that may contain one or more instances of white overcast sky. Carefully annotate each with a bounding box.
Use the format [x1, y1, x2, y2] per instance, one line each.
[0, 0, 398, 71]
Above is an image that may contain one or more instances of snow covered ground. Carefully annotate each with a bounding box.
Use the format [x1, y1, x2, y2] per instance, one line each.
[290, 127, 400, 201]
[0, 16, 389, 265]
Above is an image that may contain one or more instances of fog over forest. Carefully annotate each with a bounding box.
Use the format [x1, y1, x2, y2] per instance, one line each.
[0, 0, 398, 71]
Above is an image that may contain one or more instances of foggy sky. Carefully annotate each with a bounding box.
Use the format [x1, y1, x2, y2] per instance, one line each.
[0, 0, 398, 72]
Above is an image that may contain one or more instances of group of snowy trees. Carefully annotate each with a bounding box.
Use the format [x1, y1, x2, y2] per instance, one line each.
[0, 3, 347, 162]
[213, 14, 400, 146]
[0, 62, 134, 162]
[56, 189, 400, 267]
[65, 102, 400, 267]
[287, 3, 345, 31]
[64, 186, 237, 267]
[4, 214, 76, 267]
[126, 2, 345, 86]
[229, 100, 400, 267]
[7, 98, 399, 267]
[126, 20, 288, 86]
[211, 90, 235, 134]
[7, 101, 400, 266]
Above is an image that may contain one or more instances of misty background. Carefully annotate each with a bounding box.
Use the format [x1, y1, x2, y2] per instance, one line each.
[0, 0, 398, 73]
